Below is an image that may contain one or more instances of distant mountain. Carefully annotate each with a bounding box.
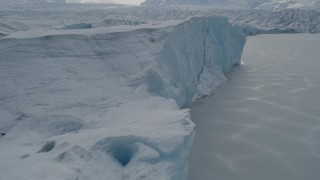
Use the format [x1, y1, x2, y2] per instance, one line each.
[1, 0, 65, 3]
[142, 0, 320, 9]
[142, 0, 272, 8]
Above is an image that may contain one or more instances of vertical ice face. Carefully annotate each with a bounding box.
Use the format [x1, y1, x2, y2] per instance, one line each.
[150, 17, 246, 106]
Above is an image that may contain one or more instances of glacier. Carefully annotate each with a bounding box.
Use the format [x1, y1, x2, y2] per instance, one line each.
[142, 0, 320, 9]
[1, 4, 319, 38]
[0, 15, 245, 179]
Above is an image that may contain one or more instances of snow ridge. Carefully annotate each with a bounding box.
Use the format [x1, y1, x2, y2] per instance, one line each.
[0, 17, 245, 179]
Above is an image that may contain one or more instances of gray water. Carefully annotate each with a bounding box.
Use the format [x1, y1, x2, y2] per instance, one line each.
[189, 34, 320, 180]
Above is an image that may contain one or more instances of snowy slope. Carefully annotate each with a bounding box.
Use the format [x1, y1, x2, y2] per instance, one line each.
[0, 16, 245, 180]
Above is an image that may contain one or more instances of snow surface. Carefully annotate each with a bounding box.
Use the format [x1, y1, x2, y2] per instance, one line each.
[189, 34, 320, 180]
[0, 13, 245, 180]
[142, 0, 320, 9]
[0, 4, 319, 38]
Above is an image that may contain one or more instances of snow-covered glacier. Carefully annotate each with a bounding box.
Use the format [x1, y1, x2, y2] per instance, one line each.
[0, 16, 245, 179]
[142, 0, 320, 9]
[1, 4, 320, 36]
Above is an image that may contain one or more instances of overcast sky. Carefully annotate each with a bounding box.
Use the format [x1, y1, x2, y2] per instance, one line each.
[68, 0, 145, 5]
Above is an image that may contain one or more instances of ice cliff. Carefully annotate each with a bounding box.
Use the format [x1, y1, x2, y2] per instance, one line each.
[0, 17, 245, 179]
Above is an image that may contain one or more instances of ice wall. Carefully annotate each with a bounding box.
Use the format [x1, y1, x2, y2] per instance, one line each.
[151, 17, 246, 106]
[0, 17, 245, 180]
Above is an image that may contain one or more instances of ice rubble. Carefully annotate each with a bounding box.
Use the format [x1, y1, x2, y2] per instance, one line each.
[0, 17, 245, 179]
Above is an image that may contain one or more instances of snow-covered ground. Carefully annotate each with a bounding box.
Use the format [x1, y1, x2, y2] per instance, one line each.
[0, 4, 319, 38]
[0, 8, 245, 179]
[189, 34, 320, 180]
[142, 0, 320, 10]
